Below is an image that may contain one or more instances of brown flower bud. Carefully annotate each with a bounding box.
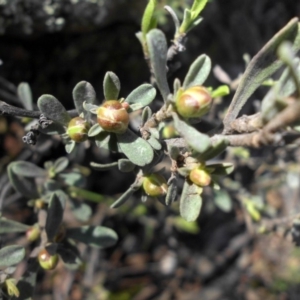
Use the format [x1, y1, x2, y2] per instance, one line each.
[175, 86, 212, 118]
[97, 100, 129, 134]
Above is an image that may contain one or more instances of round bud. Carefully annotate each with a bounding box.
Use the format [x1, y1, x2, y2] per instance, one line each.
[97, 100, 129, 134]
[38, 249, 59, 270]
[162, 124, 178, 139]
[189, 167, 211, 187]
[34, 199, 45, 209]
[175, 86, 212, 118]
[26, 225, 40, 242]
[67, 117, 90, 142]
[142, 174, 168, 197]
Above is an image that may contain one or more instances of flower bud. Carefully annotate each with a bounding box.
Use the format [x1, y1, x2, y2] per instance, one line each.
[67, 117, 90, 142]
[142, 174, 168, 197]
[38, 248, 59, 270]
[26, 225, 40, 242]
[97, 100, 129, 134]
[175, 86, 212, 118]
[189, 167, 211, 187]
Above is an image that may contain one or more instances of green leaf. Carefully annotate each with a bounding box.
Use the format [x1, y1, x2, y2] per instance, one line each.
[103, 72, 121, 100]
[223, 18, 300, 130]
[72, 81, 96, 116]
[116, 129, 154, 167]
[180, 181, 202, 222]
[90, 161, 118, 171]
[0, 245, 25, 267]
[17, 82, 33, 110]
[172, 113, 211, 153]
[38, 94, 71, 126]
[214, 190, 232, 212]
[173, 217, 199, 234]
[141, 0, 157, 37]
[146, 29, 170, 102]
[179, 9, 192, 33]
[95, 131, 111, 149]
[147, 135, 162, 150]
[141, 106, 152, 126]
[0, 218, 29, 234]
[8, 161, 47, 178]
[209, 162, 234, 175]
[118, 159, 136, 172]
[211, 85, 230, 98]
[88, 123, 103, 137]
[183, 54, 211, 89]
[125, 84, 156, 110]
[110, 186, 135, 208]
[65, 140, 76, 154]
[57, 242, 82, 269]
[190, 0, 208, 20]
[69, 199, 92, 222]
[38, 121, 66, 135]
[45, 192, 66, 241]
[165, 176, 178, 206]
[66, 226, 118, 249]
[196, 139, 229, 161]
[7, 165, 39, 198]
[53, 157, 69, 174]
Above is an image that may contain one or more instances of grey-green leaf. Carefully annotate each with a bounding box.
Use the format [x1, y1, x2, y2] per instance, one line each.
[141, 0, 157, 37]
[17, 82, 33, 110]
[66, 226, 118, 249]
[38, 94, 71, 126]
[126, 84, 156, 109]
[53, 157, 69, 174]
[141, 106, 152, 126]
[8, 161, 47, 178]
[88, 123, 103, 137]
[45, 192, 66, 240]
[180, 181, 202, 222]
[118, 159, 136, 172]
[147, 135, 162, 150]
[0, 218, 30, 234]
[72, 81, 96, 116]
[0, 245, 25, 267]
[223, 18, 300, 131]
[90, 161, 118, 171]
[146, 29, 170, 102]
[197, 139, 229, 161]
[172, 112, 211, 153]
[214, 190, 232, 212]
[110, 186, 135, 208]
[165, 176, 178, 205]
[183, 54, 211, 89]
[116, 129, 154, 166]
[103, 72, 121, 100]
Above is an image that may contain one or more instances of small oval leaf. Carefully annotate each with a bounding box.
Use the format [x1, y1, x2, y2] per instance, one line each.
[66, 226, 118, 249]
[17, 82, 33, 110]
[183, 54, 211, 89]
[73, 81, 96, 116]
[118, 159, 136, 173]
[126, 84, 156, 108]
[38, 94, 71, 126]
[103, 72, 121, 100]
[116, 129, 154, 166]
[9, 161, 47, 178]
[0, 218, 30, 234]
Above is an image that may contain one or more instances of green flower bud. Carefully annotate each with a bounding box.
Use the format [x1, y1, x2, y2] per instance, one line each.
[175, 86, 212, 118]
[97, 100, 129, 134]
[142, 174, 168, 197]
[189, 167, 211, 187]
[162, 124, 178, 139]
[67, 117, 90, 142]
[26, 225, 40, 242]
[38, 249, 59, 270]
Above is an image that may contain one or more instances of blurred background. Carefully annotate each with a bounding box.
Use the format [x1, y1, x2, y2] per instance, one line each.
[1, 0, 300, 299]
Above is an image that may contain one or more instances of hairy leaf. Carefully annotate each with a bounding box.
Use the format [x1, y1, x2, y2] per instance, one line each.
[0, 245, 25, 267]
[117, 129, 154, 166]
[146, 29, 170, 101]
[17, 82, 33, 110]
[9, 161, 47, 178]
[180, 181, 202, 222]
[38, 94, 71, 126]
[172, 113, 211, 153]
[53, 157, 69, 174]
[103, 72, 121, 100]
[0, 218, 29, 234]
[126, 84, 156, 110]
[223, 18, 300, 130]
[183, 54, 211, 89]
